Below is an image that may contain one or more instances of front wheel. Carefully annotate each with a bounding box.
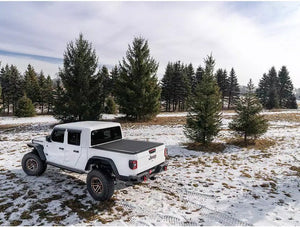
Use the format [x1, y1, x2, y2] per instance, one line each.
[87, 169, 114, 201]
[22, 152, 47, 176]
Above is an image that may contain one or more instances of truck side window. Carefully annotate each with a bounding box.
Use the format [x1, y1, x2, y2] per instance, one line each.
[91, 126, 122, 146]
[68, 131, 81, 146]
[51, 129, 65, 143]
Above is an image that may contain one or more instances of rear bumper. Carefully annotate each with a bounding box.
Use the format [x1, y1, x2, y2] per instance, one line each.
[118, 161, 168, 182]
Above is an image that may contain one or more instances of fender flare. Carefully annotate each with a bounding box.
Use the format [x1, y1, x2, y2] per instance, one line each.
[85, 156, 120, 177]
[27, 143, 46, 161]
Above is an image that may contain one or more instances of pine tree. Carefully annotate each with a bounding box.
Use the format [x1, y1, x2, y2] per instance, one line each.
[116, 37, 161, 121]
[185, 63, 195, 93]
[184, 55, 222, 144]
[24, 64, 40, 105]
[215, 68, 228, 109]
[227, 68, 240, 109]
[278, 66, 297, 109]
[105, 96, 117, 114]
[99, 66, 111, 107]
[110, 65, 119, 97]
[256, 73, 269, 107]
[15, 95, 36, 117]
[54, 33, 104, 122]
[37, 71, 47, 114]
[0, 64, 23, 114]
[45, 75, 54, 113]
[266, 67, 279, 109]
[229, 79, 268, 144]
[195, 66, 204, 85]
[161, 63, 174, 112]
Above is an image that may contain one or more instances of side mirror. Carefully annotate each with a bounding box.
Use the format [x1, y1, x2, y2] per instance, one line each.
[46, 135, 51, 142]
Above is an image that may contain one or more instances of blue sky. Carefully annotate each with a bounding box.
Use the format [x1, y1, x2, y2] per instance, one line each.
[0, 1, 300, 87]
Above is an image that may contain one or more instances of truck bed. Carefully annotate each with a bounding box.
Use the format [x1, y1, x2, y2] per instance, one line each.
[93, 139, 163, 154]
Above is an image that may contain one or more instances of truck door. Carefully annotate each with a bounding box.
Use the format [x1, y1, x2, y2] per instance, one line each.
[64, 130, 82, 168]
[45, 128, 65, 165]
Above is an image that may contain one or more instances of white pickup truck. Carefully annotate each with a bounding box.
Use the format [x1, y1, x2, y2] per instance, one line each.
[22, 121, 168, 201]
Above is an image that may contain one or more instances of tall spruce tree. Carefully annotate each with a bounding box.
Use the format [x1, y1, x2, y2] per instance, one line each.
[161, 63, 174, 112]
[116, 37, 161, 121]
[110, 65, 119, 97]
[24, 64, 40, 105]
[256, 73, 269, 107]
[266, 67, 279, 109]
[227, 68, 240, 109]
[185, 63, 195, 93]
[195, 65, 204, 86]
[278, 66, 297, 109]
[54, 34, 104, 122]
[229, 79, 268, 144]
[184, 55, 222, 144]
[45, 75, 54, 113]
[37, 71, 47, 114]
[215, 68, 228, 109]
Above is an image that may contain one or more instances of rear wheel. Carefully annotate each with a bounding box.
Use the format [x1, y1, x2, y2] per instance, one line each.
[87, 169, 114, 201]
[22, 152, 47, 176]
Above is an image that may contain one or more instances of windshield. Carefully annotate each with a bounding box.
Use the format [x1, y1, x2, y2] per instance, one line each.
[91, 126, 122, 146]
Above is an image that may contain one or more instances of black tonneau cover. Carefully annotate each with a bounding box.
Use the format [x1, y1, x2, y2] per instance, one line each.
[93, 139, 163, 154]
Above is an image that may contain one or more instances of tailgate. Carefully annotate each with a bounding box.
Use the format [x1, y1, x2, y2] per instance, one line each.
[136, 144, 166, 173]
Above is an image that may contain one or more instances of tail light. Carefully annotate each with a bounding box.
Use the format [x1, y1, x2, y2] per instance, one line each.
[129, 160, 138, 170]
[164, 148, 168, 158]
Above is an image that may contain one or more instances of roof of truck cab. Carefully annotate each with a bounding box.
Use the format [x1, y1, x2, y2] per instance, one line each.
[54, 121, 121, 131]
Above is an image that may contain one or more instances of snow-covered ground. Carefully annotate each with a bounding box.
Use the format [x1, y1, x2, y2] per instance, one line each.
[0, 113, 299, 225]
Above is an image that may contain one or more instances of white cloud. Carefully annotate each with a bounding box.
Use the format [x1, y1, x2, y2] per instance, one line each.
[0, 2, 300, 86]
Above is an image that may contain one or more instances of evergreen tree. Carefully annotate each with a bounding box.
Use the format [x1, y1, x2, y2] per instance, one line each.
[15, 95, 36, 117]
[184, 55, 222, 144]
[215, 68, 228, 109]
[0, 64, 23, 114]
[24, 64, 40, 105]
[45, 75, 54, 113]
[256, 73, 269, 107]
[116, 37, 161, 121]
[172, 61, 190, 111]
[278, 66, 297, 109]
[37, 71, 47, 114]
[54, 34, 104, 122]
[195, 65, 204, 85]
[227, 68, 240, 109]
[161, 63, 174, 112]
[229, 79, 268, 144]
[266, 67, 279, 109]
[110, 65, 119, 97]
[99, 66, 111, 106]
[105, 96, 117, 114]
[185, 63, 195, 93]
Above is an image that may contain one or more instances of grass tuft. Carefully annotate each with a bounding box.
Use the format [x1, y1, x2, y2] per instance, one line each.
[226, 138, 275, 150]
[184, 142, 226, 153]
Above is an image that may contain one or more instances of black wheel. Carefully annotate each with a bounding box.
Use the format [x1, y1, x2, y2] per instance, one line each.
[87, 169, 114, 201]
[22, 152, 47, 176]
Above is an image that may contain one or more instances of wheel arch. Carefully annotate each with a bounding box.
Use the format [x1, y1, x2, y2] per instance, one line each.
[85, 157, 119, 177]
[27, 143, 46, 161]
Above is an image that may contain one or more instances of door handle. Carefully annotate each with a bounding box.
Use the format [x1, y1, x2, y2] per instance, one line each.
[59, 147, 64, 150]
[73, 150, 79, 153]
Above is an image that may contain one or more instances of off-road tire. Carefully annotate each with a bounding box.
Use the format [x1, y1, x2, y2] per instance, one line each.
[22, 152, 47, 176]
[87, 169, 114, 201]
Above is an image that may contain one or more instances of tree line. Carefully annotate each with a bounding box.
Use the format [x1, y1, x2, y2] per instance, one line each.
[256, 66, 297, 109]
[0, 63, 54, 116]
[0, 34, 298, 120]
[161, 62, 241, 111]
